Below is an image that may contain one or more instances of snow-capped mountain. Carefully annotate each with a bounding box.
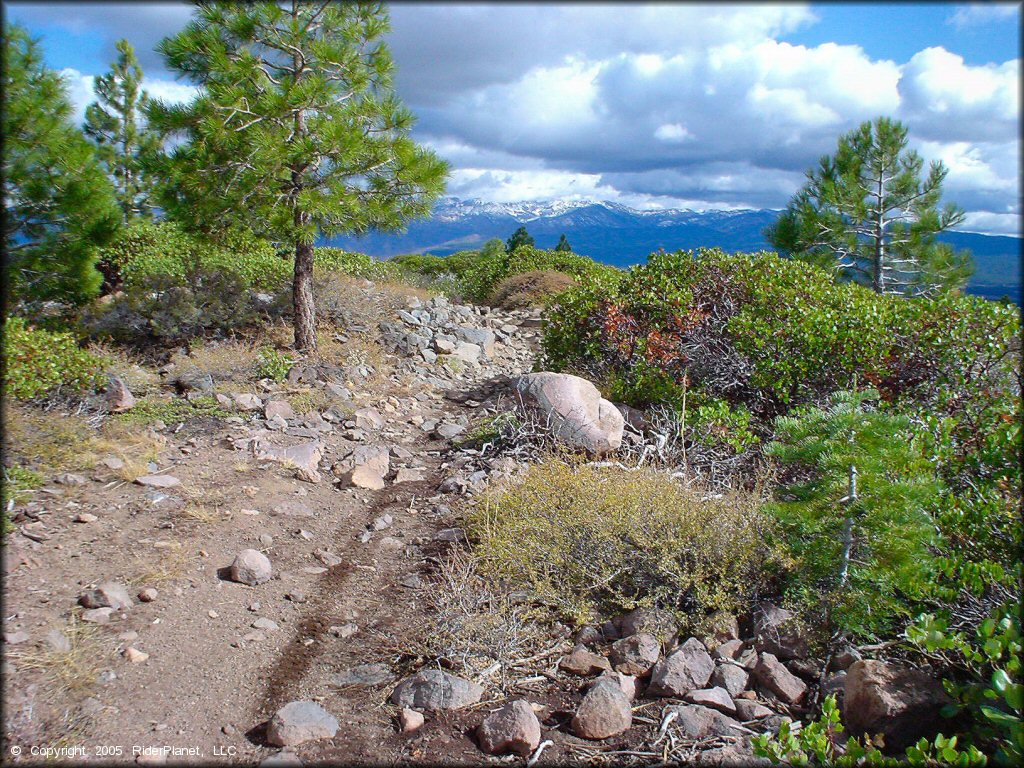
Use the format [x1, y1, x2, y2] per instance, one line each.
[320, 197, 1021, 302]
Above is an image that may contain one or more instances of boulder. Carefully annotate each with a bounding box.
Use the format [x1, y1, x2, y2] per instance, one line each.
[79, 582, 133, 611]
[336, 445, 390, 490]
[647, 638, 714, 698]
[571, 678, 632, 740]
[229, 549, 272, 586]
[234, 393, 263, 411]
[753, 653, 806, 705]
[712, 639, 746, 661]
[391, 669, 483, 711]
[610, 633, 661, 676]
[752, 603, 808, 660]
[266, 701, 338, 747]
[513, 372, 624, 455]
[684, 687, 737, 715]
[477, 700, 541, 756]
[559, 645, 611, 676]
[453, 326, 496, 356]
[106, 374, 136, 412]
[668, 704, 743, 739]
[843, 660, 953, 752]
[710, 663, 749, 697]
[451, 342, 482, 366]
[265, 400, 296, 421]
[172, 368, 214, 394]
[253, 440, 322, 476]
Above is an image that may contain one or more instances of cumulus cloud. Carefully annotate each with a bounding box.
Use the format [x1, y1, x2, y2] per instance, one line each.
[59, 67, 198, 124]
[947, 3, 1021, 30]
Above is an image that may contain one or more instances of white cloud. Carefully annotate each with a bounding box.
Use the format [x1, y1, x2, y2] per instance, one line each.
[947, 3, 1021, 30]
[959, 211, 1021, 236]
[59, 67, 198, 125]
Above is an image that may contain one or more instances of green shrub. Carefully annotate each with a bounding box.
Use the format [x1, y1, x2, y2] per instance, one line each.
[2, 317, 106, 399]
[114, 395, 232, 426]
[467, 458, 777, 629]
[314, 247, 403, 282]
[253, 346, 293, 382]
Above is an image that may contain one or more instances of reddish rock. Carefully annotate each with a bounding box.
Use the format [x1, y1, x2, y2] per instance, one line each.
[477, 700, 541, 756]
[734, 699, 774, 721]
[106, 375, 136, 412]
[753, 653, 807, 705]
[559, 645, 611, 676]
[710, 663, 749, 697]
[843, 660, 953, 751]
[571, 678, 632, 739]
[712, 639, 745, 661]
[668, 704, 742, 739]
[610, 633, 661, 676]
[752, 603, 808, 660]
[684, 687, 737, 715]
[647, 638, 714, 698]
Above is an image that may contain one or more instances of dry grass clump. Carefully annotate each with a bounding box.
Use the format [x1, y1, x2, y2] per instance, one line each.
[8, 617, 105, 699]
[175, 336, 265, 385]
[3, 403, 98, 473]
[489, 270, 576, 309]
[467, 457, 779, 631]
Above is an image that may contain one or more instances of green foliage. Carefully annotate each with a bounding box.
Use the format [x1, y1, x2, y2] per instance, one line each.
[506, 226, 535, 253]
[148, 2, 447, 350]
[3, 24, 121, 308]
[554, 233, 572, 252]
[114, 396, 232, 427]
[467, 459, 777, 628]
[767, 116, 972, 296]
[2, 465, 43, 531]
[253, 346, 294, 382]
[907, 604, 1023, 765]
[83, 38, 163, 222]
[766, 389, 942, 639]
[313, 247, 400, 281]
[753, 694, 987, 767]
[2, 317, 106, 400]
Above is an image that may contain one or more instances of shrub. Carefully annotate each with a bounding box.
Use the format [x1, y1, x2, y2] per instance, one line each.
[253, 346, 293, 382]
[2, 317, 106, 399]
[461, 244, 620, 304]
[467, 458, 777, 629]
[489, 269, 577, 308]
[114, 395, 232, 426]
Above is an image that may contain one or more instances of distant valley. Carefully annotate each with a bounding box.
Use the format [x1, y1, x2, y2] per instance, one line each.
[322, 198, 1022, 304]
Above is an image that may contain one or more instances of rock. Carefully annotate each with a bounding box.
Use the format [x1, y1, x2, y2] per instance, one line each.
[229, 549, 273, 586]
[124, 646, 149, 663]
[74, 513, 99, 523]
[314, 549, 343, 568]
[371, 514, 393, 531]
[843, 660, 953, 751]
[712, 639, 745, 661]
[338, 445, 390, 490]
[172, 369, 214, 394]
[513, 372, 624, 455]
[435, 423, 465, 439]
[252, 617, 279, 632]
[55, 472, 87, 485]
[734, 699, 774, 721]
[353, 408, 385, 431]
[81, 607, 115, 624]
[477, 700, 541, 756]
[44, 629, 71, 653]
[752, 603, 808, 660]
[134, 474, 181, 488]
[711, 663, 749, 698]
[668, 704, 743, 739]
[571, 678, 632, 740]
[254, 441, 322, 476]
[265, 400, 296, 421]
[433, 337, 456, 354]
[647, 638, 715, 698]
[450, 342, 482, 365]
[332, 663, 393, 688]
[684, 687, 737, 715]
[3, 631, 30, 645]
[787, 657, 824, 681]
[753, 653, 807, 705]
[234, 393, 263, 411]
[617, 608, 678, 644]
[394, 467, 425, 483]
[575, 626, 604, 647]
[79, 582, 133, 610]
[610, 633, 661, 676]
[399, 708, 425, 733]
[273, 500, 315, 518]
[106, 374, 136, 412]
[266, 701, 339, 747]
[830, 647, 862, 672]
[330, 623, 359, 639]
[823, 671, 847, 698]
[137, 587, 158, 602]
[599, 669, 638, 701]
[453, 326, 496, 356]
[391, 669, 484, 711]
[100, 456, 126, 471]
[559, 645, 611, 676]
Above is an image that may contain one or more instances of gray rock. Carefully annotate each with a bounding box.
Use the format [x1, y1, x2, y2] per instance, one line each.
[753, 653, 807, 705]
[265, 400, 296, 421]
[571, 678, 633, 740]
[173, 369, 214, 394]
[338, 445, 390, 490]
[229, 549, 272, 586]
[234, 392, 263, 410]
[134, 474, 181, 489]
[752, 602, 808, 660]
[3, 631, 30, 645]
[81, 607, 115, 624]
[79, 582, 133, 610]
[711, 663, 749, 697]
[260, 751, 303, 767]
[477, 700, 541, 756]
[266, 701, 338, 747]
[734, 699, 775, 721]
[390, 669, 484, 711]
[54, 472, 87, 485]
[331, 663, 393, 688]
[253, 441, 322, 476]
[830, 647, 862, 672]
[684, 687, 737, 715]
[712, 639, 746, 661]
[668, 704, 743, 739]
[610, 633, 661, 676]
[353, 408, 385, 431]
[647, 638, 714, 697]
[453, 326, 496, 356]
[252, 617, 279, 632]
[560, 645, 611, 676]
[105, 374, 136, 412]
[435, 423, 466, 439]
[513, 372, 624, 455]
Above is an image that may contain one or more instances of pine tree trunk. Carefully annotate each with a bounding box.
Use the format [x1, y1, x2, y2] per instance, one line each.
[293, 236, 317, 353]
[873, 175, 885, 293]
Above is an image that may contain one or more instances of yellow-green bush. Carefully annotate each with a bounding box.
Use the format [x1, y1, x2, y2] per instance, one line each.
[467, 458, 778, 629]
[2, 317, 106, 399]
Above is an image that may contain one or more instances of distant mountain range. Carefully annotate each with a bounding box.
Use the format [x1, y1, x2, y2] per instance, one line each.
[321, 197, 1022, 304]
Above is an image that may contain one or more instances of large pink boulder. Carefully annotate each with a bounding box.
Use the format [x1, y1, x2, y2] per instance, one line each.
[513, 373, 624, 455]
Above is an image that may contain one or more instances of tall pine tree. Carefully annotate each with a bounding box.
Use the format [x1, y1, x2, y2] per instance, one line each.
[554, 233, 572, 252]
[506, 226, 534, 253]
[766, 117, 972, 297]
[84, 39, 162, 222]
[2, 24, 120, 309]
[148, 2, 447, 352]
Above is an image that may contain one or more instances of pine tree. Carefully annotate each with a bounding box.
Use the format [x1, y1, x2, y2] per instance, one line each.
[554, 233, 572, 252]
[766, 388, 941, 638]
[83, 39, 162, 222]
[148, 2, 447, 352]
[2, 24, 121, 309]
[506, 226, 535, 253]
[766, 117, 972, 297]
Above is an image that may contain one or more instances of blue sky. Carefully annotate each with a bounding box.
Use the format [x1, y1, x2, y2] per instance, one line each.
[6, 2, 1021, 234]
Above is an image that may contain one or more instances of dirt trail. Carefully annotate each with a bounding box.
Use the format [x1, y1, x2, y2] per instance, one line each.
[2, 292, 540, 765]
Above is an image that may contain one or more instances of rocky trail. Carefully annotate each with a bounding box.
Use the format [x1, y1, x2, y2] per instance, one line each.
[2, 285, 917, 766]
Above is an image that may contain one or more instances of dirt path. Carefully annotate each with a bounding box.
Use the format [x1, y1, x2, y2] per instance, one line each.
[2, 293, 541, 765]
